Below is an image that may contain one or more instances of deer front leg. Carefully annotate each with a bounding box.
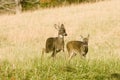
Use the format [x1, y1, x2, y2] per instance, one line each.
[63, 46, 64, 52]
[62, 43, 65, 52]
[51, 50, 56, 57]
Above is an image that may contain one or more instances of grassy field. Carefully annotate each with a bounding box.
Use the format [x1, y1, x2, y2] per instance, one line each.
[0, 0, 120, 80]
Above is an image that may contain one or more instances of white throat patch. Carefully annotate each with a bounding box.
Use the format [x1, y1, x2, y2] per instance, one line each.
[80, 38, 83, 42]
[59, 35, 63, 38]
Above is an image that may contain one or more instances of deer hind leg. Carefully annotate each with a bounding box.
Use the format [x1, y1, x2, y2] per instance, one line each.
[68, 51, 76, 62]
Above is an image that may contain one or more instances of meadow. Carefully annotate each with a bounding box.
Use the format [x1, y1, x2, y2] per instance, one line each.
[0, 0, 120, 80]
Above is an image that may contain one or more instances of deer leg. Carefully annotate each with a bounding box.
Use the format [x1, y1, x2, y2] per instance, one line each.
[83, 53, 86, 57]
[56, 49, 61, 53]
[51, 48, 57, 57]
[51, 51, 55, 57]
[62, 41, 65, 52]
[63, 45, 64, 52]
[80, 51, 86, 59]
[63, 49, 64, 52]
[68, 51, 76, 62]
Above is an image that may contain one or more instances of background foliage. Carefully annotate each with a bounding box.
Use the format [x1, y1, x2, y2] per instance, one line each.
[0, 0, 103, 14]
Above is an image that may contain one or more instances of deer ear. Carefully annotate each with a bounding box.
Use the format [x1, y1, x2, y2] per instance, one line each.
[61, 24, 64, 28]
[80, 35, 84, 41]
[54, 24, 59, 30]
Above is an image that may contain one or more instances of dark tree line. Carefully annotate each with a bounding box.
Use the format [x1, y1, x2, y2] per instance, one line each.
[0, 0, 103, 14]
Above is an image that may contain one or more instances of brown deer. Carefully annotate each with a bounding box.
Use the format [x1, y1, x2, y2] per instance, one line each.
[66, 34, 89, 61]
[42, 24, 67, 58]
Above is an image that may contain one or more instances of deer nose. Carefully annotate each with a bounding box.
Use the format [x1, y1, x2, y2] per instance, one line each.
[64, 33, 67, 36]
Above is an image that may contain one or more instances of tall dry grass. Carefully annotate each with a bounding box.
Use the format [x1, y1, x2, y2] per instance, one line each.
[0, 0, 120, 61]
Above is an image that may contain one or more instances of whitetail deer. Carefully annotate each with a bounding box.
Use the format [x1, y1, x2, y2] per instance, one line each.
[66, 34, 89, 61]
[42, 24, 67, 58]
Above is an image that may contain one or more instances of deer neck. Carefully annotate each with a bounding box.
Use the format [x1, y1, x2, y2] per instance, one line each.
[57, 35, 64, 42]
[83, 41, 88, 45]
[58, 35, 64, 39]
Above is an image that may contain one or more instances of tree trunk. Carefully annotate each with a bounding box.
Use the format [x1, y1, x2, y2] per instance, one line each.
[15, 0, 22, 14]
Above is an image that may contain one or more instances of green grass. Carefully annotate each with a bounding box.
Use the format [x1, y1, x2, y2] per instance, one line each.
[0, 57, 120, 80]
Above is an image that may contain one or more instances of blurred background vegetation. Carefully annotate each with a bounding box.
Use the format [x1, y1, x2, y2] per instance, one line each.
[0, 0, 104, 14]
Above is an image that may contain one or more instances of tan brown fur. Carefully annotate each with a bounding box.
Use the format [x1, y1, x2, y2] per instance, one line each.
[66, 35, 89, 61]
